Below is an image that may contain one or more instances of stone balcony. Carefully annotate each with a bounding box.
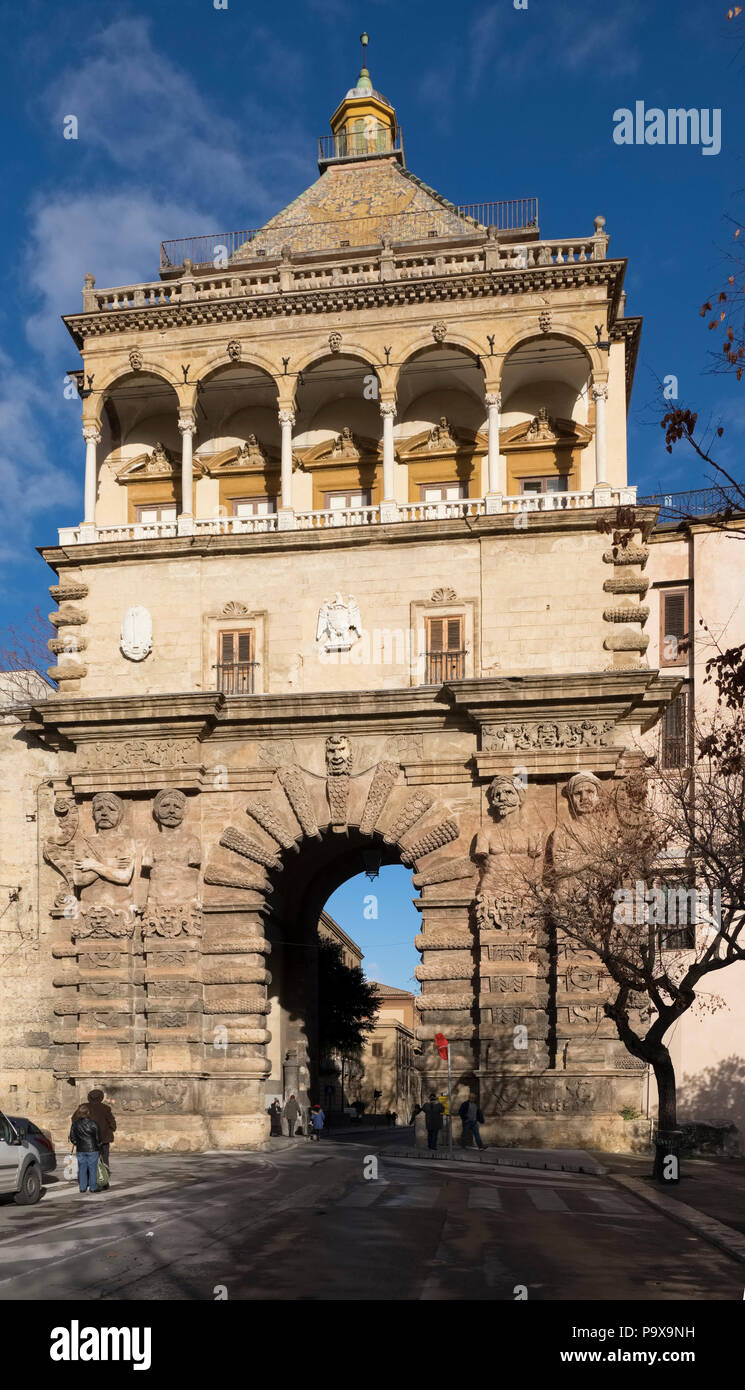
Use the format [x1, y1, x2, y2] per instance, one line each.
[58, 487, 638, 546]
[74, 220, 611, 325]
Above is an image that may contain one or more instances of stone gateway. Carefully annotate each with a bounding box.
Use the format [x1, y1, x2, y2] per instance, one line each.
[0, 51, 675, 1154]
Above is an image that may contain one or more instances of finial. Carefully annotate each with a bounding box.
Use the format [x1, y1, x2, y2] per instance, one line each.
[360, 31, 369, 63]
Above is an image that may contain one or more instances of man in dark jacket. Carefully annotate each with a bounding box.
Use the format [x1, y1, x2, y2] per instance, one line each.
[267, 1098, 282, 1135]
[87, 1089, 116, 1175]
[458, 1092, 487, 1150]
[422, 1092, 444, 1150]
[69, 1103, 102, 1193]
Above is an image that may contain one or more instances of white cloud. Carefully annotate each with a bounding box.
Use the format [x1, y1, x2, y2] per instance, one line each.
[24, 187, 212, 356]
[0, 351, 77, 565]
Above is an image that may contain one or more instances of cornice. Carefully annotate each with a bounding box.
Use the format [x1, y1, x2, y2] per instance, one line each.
[41, 504, 659, 569]
[62, 260, 626, 349]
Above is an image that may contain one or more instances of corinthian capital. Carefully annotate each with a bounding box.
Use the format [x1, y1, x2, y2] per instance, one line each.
[379, 400, 396, 419]
[591, 383, 609, 403]
[485, 392, 502, 410]
[278, 409, 296, 428]
[82, 424, 101, 444]
[178, 412, 197, 435]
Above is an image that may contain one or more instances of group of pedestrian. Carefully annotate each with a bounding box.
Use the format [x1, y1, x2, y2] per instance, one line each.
[267, 1094, 326, 1141]
[68, 1088, 117, 1194]
[422, 1090, 488, 1152]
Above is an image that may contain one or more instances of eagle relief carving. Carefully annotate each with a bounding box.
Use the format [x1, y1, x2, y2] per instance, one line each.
[316, 593, 362, 653]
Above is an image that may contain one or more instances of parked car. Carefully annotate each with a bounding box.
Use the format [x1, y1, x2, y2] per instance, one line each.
[0, 1109, 42, 1204]
[8, 1117, 56, 1175]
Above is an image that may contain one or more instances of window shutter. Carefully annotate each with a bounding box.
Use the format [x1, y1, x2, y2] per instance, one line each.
[237, 632, 253, 664]
[664, 592, 687, 643]
[220, 632, 234, 664]
[446, 617, 462, 651]
[428, 618, 444, 651]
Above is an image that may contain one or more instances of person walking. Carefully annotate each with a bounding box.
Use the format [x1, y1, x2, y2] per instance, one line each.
[458, 1092, 487, 1151]
[69, 1102, 102, 1194]
[268, 1098, 282, 1136]
[422, 1092, 444, 1151]
[283, 1094, 300, 1138]
[309, 1104, 325, 1142]
[86, 1089, 116, 1179]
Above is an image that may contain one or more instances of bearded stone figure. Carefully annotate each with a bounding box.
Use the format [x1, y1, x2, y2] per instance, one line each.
[142, 789, 202, 938]
[72, 792, 138, 938]
[472, 776, 542, 931]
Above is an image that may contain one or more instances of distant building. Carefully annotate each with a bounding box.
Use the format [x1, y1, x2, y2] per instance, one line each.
[356, 983, 422, 1122]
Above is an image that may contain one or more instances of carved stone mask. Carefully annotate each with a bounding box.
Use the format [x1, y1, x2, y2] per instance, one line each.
[153, 789, 186, 828]
[326, 736, 351, 776]
[92, 793, 124, 830]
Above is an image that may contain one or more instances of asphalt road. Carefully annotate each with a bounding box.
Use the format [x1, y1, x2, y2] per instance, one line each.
[0, 1133, 741, 1301]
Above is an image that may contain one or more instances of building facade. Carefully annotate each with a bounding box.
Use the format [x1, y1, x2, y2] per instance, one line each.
[3, 54, 719, 1154]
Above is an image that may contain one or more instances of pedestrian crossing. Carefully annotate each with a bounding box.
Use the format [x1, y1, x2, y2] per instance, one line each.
[336, 1171, 661, 1223]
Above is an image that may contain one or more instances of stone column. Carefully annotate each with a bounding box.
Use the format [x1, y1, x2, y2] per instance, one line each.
[82, 425, 101, 535]
[592, 383, 609, 494]
[380, 400, 398, 522]
[278, 409, 296, 530]
[485, 391, 504, 512]
[178, 411, 196, 535]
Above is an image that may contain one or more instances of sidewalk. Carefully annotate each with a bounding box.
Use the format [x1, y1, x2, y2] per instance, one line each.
[598, 1149, 745, 1263]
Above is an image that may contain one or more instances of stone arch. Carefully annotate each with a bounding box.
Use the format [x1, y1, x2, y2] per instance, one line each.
[393, 332, 486, 394]
[201, 748, 476, 1138]
[96, 358, 183, 402]
[196, 346, 282, 387]
[292, 340, 382, 378]
[500, 325, 601, 378]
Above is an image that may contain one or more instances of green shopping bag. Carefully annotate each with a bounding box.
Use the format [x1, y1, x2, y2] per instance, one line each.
[96, 1155, 110, 1189]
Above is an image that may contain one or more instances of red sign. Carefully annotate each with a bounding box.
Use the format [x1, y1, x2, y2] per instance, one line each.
[434, 1032, 449, 1060]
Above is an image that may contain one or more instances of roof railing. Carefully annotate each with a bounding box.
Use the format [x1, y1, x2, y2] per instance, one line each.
[159, 197, 539, 271]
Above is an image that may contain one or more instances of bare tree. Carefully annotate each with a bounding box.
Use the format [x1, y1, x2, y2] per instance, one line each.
[0, 607, 55, 704]
[523, 750, 745, 1154]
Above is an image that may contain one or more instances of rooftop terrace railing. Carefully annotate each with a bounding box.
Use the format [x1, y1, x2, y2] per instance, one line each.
[159, 198, 539, 271]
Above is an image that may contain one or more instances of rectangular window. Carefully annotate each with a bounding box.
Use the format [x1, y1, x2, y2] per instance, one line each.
[419, 483, 467, 503]
[216, 629, 256, 695]
[658, 879, 697, 951]
[135, 503, 177, 523]
[660, 588, 689, 667]
[518, 476, 570, 495]
[371, 1042, 383, 1058]
[323, 489, 372, 510]
[230, 496, 277, 517]
[661, 685, 689, 769]
[426, 614, 465, 684]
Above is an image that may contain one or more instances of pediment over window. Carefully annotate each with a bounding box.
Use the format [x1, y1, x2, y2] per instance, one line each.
[500, 410, 592, 453]
[200, 435, 280, 475]
[298, 427, 382, 470]
[398, 419, 488, 462]
[115, 442, 206, 482]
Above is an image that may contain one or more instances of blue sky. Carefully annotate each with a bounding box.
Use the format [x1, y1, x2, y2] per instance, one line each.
[1, 0, 743, 636]
[325, 866, 421, 991]
[3, 0, 742, 983]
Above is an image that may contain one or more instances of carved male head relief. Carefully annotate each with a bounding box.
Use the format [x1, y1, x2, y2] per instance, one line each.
[153, 789, 187, 828]
[325, 735, 352, 776]
[565, 772, 603, 817]
[486, 776, 524, 820]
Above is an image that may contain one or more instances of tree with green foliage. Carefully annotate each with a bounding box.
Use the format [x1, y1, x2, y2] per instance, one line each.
[317, 937, 380, 1063]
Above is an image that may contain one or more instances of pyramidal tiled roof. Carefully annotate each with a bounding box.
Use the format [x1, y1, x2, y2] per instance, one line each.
[245, 161, 479, 258]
